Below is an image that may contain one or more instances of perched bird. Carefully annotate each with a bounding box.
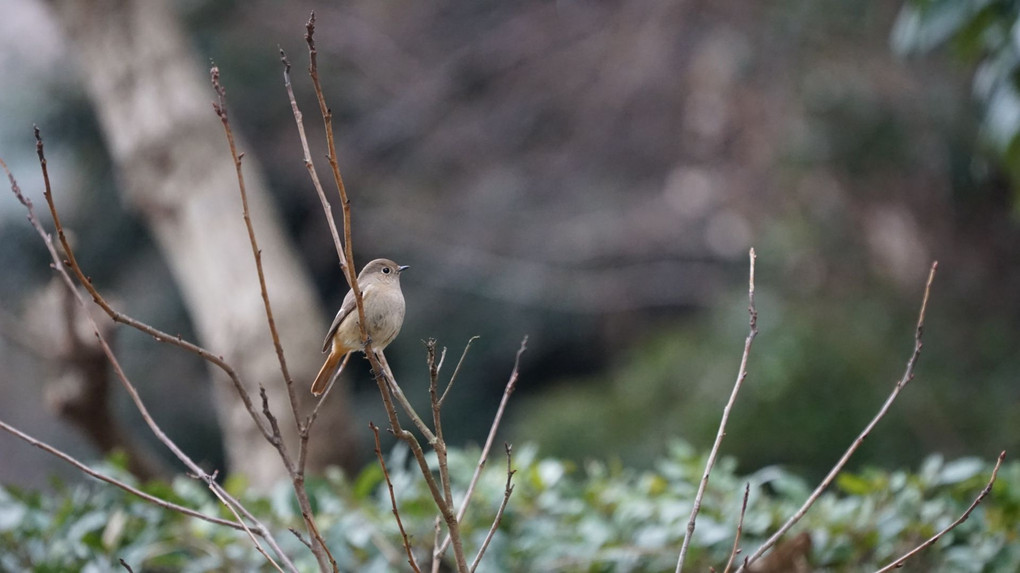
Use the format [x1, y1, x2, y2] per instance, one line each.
[311, 258, 408, 396]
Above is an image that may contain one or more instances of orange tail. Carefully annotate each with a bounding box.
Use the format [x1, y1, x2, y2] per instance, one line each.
[311, 350, 346, 396]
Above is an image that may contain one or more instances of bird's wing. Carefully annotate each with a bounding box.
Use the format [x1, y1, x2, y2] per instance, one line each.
[321, 285, 375, 352]
[322, 289, 356, 352]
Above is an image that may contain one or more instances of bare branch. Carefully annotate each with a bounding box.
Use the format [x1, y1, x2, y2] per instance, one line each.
[436, 336, 527, 562]
[440, 336, 480, 407]
[205, 472, 287, 573]
[294, 16, 494, 571]
[676, 248, 758, 572]
[384, 361, 438, 443]
[394, 414, 469, 571]
[259, 386, 285, 448]
[722, 484, 751, 573]
[740, 261, 939, 570]
[211, 66, 338, 573]
[294, 12, 406, 454]
[7, 136, 297, 572]
[304, 11, 360, 305]
[875, 451, 1005, 573]
[297, 16, 470, 571]
[9, 135, 277, 448]
[469, 443, 516, 572]
[431, 517, 443, 573]
[426, 340, 456, 517]
[279, 48, 347, 270]
[298, 11, 409, 462]
[290, 528, 312, 550]
[0, 418, 244, 532]
[371, 422, 422, 573]
[211, 66, 302, 441]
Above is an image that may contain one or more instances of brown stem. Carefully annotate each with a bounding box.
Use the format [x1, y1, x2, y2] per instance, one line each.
[676, 248, 757, 572]
[16, 134, 277, 448]
[875, 451, 1005, 573]
[440, 336, 480, 407]
[740, 261, 939, 571]
[211, 68, 336, 573]
[435, 337, 526, 561]
[722, 484, 750, 573]
[8, 137, 296, 572]
[279, 49, 347, 271]
[298, 14, 475, 570]
[428, 340, 455, 512]
[0, 417, 245, 532]
[371, 422, 423, 573]
[469, 443, 516, 572]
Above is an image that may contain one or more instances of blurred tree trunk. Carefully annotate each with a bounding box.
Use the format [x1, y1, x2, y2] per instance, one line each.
[44, 0, 358, 489]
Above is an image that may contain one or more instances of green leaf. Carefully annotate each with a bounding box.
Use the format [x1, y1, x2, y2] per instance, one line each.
[837, 472, 876, 495]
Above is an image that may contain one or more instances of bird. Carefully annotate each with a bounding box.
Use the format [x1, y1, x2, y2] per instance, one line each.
[310, 258, 408, 396]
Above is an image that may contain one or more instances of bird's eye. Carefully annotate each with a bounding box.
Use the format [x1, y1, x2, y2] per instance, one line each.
[382, 267, 391, 274]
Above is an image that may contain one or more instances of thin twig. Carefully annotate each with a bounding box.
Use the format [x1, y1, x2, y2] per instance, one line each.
[722, 484, 751, 573]
[279, 48, 347, 271]
[427, 340, 456, 515]
[676, 248, 758, 573]
[371, 358, 470, 571]
[6, 140, 276, 448]
[219, 485, 300, 572]
[384, 366, 438, 442]
[300, 16, 471, 571]
[431, 517, 443, 573]
[435, 346, 448, 376]
[206, 473, 286, 573]
[401, 424, 468, 571]
[875, 450, 1005, 573]
[371, 422, 422, 573]
[211, 66, 302, 445]
[303, 12, 365, 327]
[0, 418, 244, 531]
[740, 261, 939, 571]
[469, 443, 516, 572]
[440, 336, 479, 407]
[305, 12, 353, 279]
[290, 528, 312, 550]
[119, 559, 134, 573]
[10, 136, 296, 573]
[259, 386, 285, 449]
[436, 337, 527, 562]
[290, 24, 434, 569]
[300, 10, 399, 449]
[293, 14, 480, 570]
[211, 68, 336, 573]
[280, 45, 352, 475]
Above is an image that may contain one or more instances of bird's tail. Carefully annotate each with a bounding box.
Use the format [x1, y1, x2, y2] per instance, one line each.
[311, 350, 347, 396]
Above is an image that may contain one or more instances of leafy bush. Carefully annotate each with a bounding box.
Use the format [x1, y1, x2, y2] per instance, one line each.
[1, 444, 1015, 572]
[895, 0, 1020, 189]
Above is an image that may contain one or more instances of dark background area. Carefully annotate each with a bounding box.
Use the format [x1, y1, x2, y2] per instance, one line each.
[1, 0, 1017, 486]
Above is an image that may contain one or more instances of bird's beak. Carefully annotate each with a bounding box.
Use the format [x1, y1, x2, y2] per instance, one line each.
[398, 265, 410, 273]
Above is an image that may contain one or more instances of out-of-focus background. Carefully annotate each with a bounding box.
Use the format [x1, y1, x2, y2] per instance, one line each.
[1, 0, 1018, 488]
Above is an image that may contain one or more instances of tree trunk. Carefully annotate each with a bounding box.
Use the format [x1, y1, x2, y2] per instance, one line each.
[44, 0, 358, 489]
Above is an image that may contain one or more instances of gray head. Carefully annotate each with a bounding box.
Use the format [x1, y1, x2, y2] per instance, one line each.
[358, 258, 409, 285]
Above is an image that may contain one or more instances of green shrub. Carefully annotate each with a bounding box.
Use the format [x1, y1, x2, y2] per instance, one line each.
[1, 444, 1015, 572]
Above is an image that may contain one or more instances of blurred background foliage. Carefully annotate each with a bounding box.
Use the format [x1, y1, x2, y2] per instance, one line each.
[0, 0, 1018, 490]
[895, 0, 1020, 193]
